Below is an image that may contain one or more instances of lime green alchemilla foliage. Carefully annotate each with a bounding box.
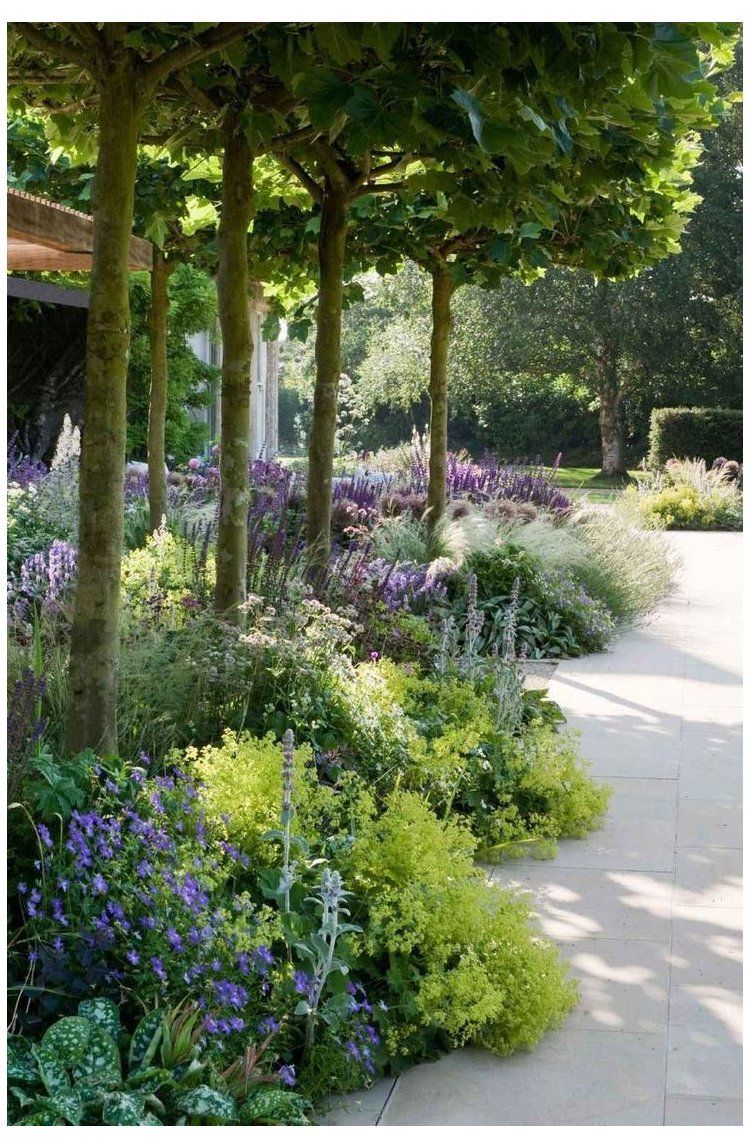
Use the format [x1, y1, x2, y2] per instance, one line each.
[120, 527, 215, 630]
[345, 791, 578, 1064]
[187, 730, 317, 862]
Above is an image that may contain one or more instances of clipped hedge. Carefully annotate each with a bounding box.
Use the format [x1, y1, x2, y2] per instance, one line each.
[648, 407, 742, 469]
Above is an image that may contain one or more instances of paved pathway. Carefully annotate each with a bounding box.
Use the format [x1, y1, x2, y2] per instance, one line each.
[322, 532, 742, 1126]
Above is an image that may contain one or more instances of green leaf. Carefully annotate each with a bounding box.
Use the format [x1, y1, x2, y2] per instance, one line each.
[451, 89, 485, 148]
[34, 1047, 70, 1096]
[519, 104, 548, 133]
[40, 1016, 90, 1069]
[49, 1088, 84, 1125]
[78, 998, 121, 1043]
[519, 222, 544, 240]
[14, 1107, 63, 1125]
[176, 1085, 238, 1124]
[238, 1089, 311, 1127]
[8, 1037, 40, 1084]
[129, 1010, 166, 1073]
[75, 1026, 121, 1086]
[102, 1092, 147, 1126]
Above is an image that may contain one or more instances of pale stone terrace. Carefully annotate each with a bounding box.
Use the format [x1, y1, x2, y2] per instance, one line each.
[321, 531, 743, 1127]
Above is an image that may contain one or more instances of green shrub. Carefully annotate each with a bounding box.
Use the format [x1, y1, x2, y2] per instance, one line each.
[343, 791, 578, 1065]
[648, 407, 742, 469]
[620, 460, 743, 531]
[461, 545, 615, 658]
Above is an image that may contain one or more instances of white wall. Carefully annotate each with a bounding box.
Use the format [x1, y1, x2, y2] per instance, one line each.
[189, 299, 274, 459]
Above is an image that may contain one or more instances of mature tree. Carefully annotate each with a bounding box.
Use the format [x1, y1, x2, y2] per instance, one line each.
[9, 22, 249, 752]
[355, 22, 740, 508]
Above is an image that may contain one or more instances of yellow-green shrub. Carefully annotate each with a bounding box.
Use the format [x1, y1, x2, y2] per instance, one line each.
[344, 791, 577, 1061]
[186, 730, 315, 859]
[120, 526, 215, 628]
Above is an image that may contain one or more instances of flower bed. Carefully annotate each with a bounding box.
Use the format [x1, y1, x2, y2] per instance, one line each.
[7, 431, 680, 1125]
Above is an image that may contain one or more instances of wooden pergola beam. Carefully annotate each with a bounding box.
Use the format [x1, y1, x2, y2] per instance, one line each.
[7, 188, 153, 271]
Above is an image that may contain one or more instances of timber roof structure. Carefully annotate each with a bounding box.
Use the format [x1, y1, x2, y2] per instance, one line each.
[7, 187, 153, 272]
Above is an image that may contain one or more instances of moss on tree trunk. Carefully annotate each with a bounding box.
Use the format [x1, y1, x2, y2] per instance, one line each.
[306, 178, 348, 566]
[214, 115, 254, 620]
[147, 248, 171, 532]
[67, 63, 142, 754]
[427, 262, 455, 544]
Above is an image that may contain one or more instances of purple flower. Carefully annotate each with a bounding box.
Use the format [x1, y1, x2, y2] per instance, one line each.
[150, 956, 167, 983]
[252, 945, 274, 970]
[278, 1064, 296, 1087]
[258, 1016, 281, 1036]
[91, 874, 108, 896]
[292, 970, 311, 995]
[37, 824, 53, 849]
[166, 928, 183, 952]
[126, 949, 141, 966]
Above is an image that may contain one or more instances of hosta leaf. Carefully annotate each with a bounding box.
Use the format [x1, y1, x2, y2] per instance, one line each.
[78, 998, 121, 1043]
[176, 1085, 238, 1123]
[102, 1091, 147, 1126]
[40, 1016, 91, 1068]
[129, 1009, 165, 1072]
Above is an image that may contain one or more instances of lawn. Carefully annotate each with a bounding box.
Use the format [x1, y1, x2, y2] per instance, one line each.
[547, 466, 648, 489]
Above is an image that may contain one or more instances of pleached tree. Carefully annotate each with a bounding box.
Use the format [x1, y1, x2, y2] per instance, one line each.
[9, 22, 249, 752]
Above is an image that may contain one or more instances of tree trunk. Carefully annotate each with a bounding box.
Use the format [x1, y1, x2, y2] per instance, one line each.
[214, 115, 254, 619]
[307, 178, 349, 565]
[265, 338, 279, 460]
[427, 263, 455, 541]
[147, 248, 171, 533]
[67, 64, 142, 754]
[597, 384, 627, 478]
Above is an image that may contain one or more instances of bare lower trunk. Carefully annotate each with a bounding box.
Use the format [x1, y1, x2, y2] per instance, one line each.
[307, 178, 348, 566]
[427, 263, 455, 544]
[598, 385, 627, 477]
[214, 115, 254, 619]
[265, 338, 279, 460]
[67, 64, 142, 754]
[147, 248, 170, 532]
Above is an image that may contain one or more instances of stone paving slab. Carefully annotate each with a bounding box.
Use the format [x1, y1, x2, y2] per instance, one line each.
[319, 533, 742, 1126]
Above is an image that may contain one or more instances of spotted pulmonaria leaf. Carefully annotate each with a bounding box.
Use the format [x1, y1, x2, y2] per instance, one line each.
[238, 1088, 311, 1126]
[48, 1088, 84, 1125]
[126, 1066, 173, 1093]
[74, 1026, 121, 1086]
[40, 1016, 91, 1069]
[8, 1037, 40, 1084]
[102, 1091, 146, 1126]
[176, 1085, 238, 1123]
[78, 998, 121, 1043]
[33, 1046, 70, 1096]
[15, 1108, 63, 1125]
[128, 1009, 165, 1072]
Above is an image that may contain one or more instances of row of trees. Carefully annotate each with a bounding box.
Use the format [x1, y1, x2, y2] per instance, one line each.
[9, 22, 740, 752]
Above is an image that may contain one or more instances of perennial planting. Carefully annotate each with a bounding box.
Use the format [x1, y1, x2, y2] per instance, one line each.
[6, 424, 680, 1123]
